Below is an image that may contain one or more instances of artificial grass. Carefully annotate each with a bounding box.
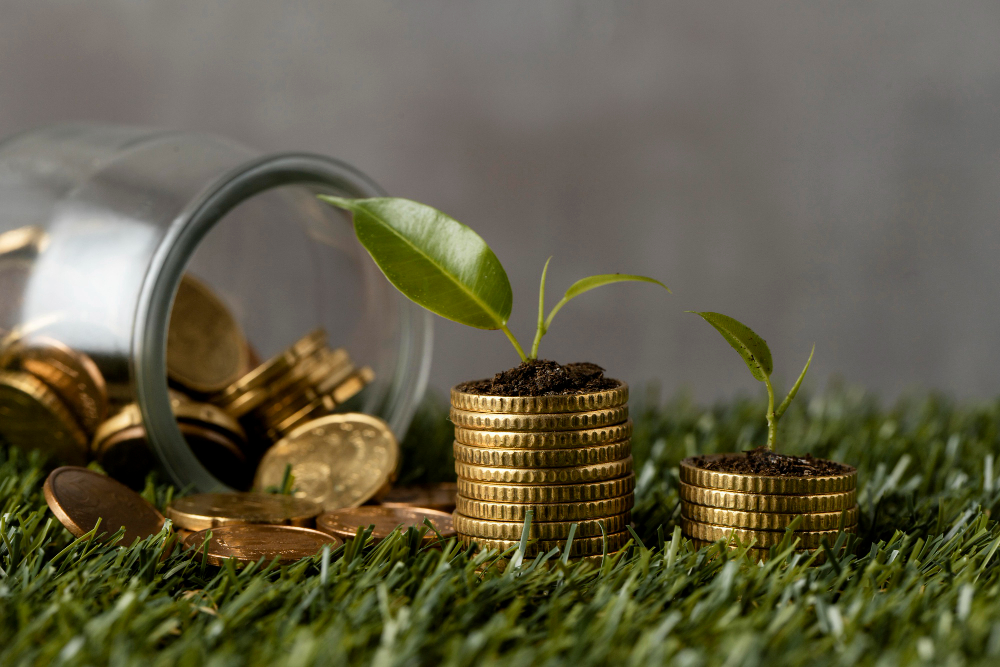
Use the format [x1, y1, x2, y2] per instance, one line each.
[2, 385, 1000, 665]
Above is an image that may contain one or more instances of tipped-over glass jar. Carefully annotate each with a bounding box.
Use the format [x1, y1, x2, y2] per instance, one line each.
[0, 124, 432, 492]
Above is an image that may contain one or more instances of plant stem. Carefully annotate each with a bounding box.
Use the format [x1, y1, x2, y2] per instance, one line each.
[500, 324, 528, 363]
[530, 258, 552, 360]
[763, 374, 777, 450]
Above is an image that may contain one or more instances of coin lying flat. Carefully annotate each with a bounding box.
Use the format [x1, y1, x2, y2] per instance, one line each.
[316, 506, 455, 542]
[455, 493, 634, 522]
[457, 474, 635, 503]
[449, 406, 629, 432]
[183, 524, 341, 566]
[254, 413, 399, 510]
[44, 466, 165, 544]
[453, 440, 631, 468]
[453, 421, 633, 450]
[679, 482, 857, 513]
[0, 336, 108, 435]
[682, 503, 859, 531]
[454, 512, 630, 540]
[449, 383, 628, 414]
[679, 456, 857, 495]
[459, 530, 631, 557]
[379, 483, 458, 512]
[680, 518, 855, 549]
[0, 370, 89, 465]
[166, 492, 322, 532]
[455, 458, 633, 485]
[167, 275, 249, 395]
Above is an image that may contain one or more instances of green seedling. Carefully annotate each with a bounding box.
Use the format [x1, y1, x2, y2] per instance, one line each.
[320, 196, 669, 362]
[688, 311, 814, 451]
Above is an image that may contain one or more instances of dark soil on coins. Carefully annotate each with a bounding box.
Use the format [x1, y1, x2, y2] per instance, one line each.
[692, 446, 852, 477]
[457, 360, 620, 396]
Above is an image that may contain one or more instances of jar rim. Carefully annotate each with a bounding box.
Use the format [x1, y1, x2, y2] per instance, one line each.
[133, 152, 432, 492]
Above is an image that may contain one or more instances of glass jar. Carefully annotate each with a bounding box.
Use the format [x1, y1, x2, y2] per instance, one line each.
[0, 123, 432, 492]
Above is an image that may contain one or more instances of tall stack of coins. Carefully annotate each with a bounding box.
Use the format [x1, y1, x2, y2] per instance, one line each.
[450, 384, 634, 557]
[678, 455, 858, 560]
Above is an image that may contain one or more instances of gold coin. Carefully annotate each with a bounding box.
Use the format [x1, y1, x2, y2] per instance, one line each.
[0, 336, 108, 435]
[682, 503, 859, 531]
[679, 455, 856, 495]
[166, 492, 322, 531]
[449, 406, 628, 432]
[680, 518, 855, 548]
[452, 440, 631, 468]
[183, 524, 341, 566]
[254, 413, 399, 511]
[449, 383, 628, 414]
[453, 512, 630, 540]
[455, 493, 634, 522]
[458, 530, 630, 557]
[456, 474, 635, 503]
[679, 482, 857, 513]
[214, 329, 327, 412]
[93, 405, 248, 489]
[43, 466, 165, 544]
[453, 421, 633, 449]
[689, 539, 838, 563]
[264, 394, 337, 441]
[0, 370, 88, 465]
[380, 483, 458, 512]
[92, 425, 158, 489]
[167, 275, 249, 395]
[170, 394, 247, 443]
[455, 457, 633, 484]
[332, 366, 374, 404]
[316, 506, 455, 542]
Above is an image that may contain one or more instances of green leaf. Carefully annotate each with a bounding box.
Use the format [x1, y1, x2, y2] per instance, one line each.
[563, 274, 671, 301]
[321, 196, 513, 330]
[544, 274, 670, 330]
[775, 344, 814, 419]
[688, 311, 773, 381]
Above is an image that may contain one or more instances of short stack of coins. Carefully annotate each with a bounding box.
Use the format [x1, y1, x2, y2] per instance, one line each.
[209, 329, 374, 450]
[450, 383, 635, 557]
[678, 454, 858, 560]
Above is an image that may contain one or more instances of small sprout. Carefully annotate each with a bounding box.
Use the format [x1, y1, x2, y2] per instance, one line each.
[688, 311, 814, 451]
[321, 196, 669, 361]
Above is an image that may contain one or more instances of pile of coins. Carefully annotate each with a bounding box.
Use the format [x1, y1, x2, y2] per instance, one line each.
[0, 264, 381, 494]
[678, 455, 858, 560]
[449, 384, 635, 557]
[43, 466, 456, 566]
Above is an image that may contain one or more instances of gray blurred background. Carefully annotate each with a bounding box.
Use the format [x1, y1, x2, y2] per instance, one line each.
[3, 1, 999, 403]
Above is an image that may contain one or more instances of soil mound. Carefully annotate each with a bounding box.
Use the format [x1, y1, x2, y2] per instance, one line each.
[457, 360, 620, 397]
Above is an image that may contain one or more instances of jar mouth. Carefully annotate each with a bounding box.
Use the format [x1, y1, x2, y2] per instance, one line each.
[133, 153, 432, 492]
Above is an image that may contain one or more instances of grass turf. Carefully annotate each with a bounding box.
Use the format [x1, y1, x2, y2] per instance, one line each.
[2, 385, 1000, 665]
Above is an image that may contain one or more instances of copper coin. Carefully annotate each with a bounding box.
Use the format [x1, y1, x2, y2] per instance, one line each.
[167, 492, 321, 532]
[379, 483, 458, 512]
[316, 506, 455, 542]
[183, 524, 341, 566]
[1, 336, 108, 435]
[167, 274, 249, 395]
[43, 466, 165, 544]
